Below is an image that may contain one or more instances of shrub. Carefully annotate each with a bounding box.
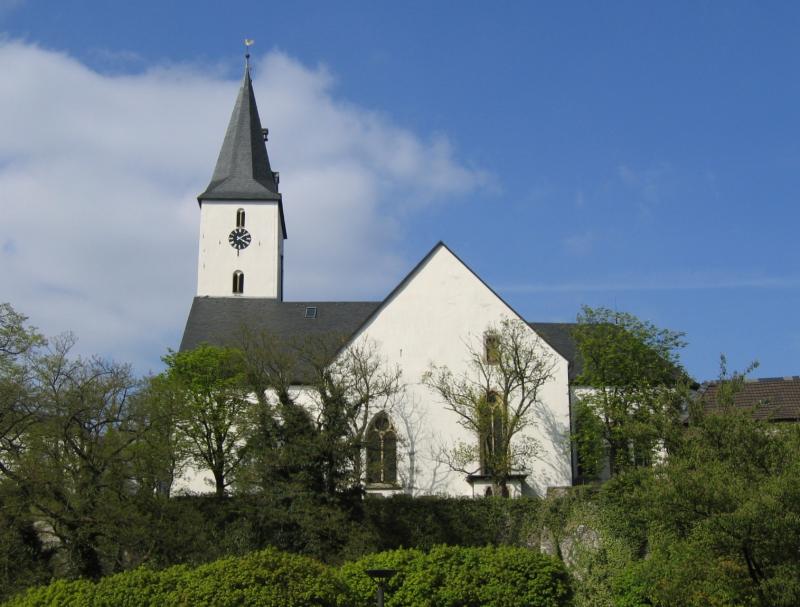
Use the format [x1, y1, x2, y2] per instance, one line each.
[338, 545, 573, 607]
[3, 548, 343, 607]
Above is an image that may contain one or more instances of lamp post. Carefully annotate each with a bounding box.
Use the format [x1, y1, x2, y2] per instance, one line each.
[365, 568, 397, 607]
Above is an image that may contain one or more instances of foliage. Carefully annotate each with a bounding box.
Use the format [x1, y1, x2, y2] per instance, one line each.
[235, 329, 403, 498]
[338, 545, 573, 607]
[4, 545, 571, 607]
[564, 362, 800, 607]
[3, 548, 343, 607]
[636, 395, 800, 606]
[0, 333, 147, 580]
[571, 306, 688, 478]
[0, 482, 53, 602]
[160, 345, 251, 497]
[423, 318, 555, 494]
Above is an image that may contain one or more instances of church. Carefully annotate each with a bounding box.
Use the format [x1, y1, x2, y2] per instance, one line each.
[178, 60, 580, 497]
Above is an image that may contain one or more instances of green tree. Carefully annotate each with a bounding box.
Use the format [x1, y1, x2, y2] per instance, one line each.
[161, 345, 251, 497]
[236, 330, 402, 498]
[233, 329, 324, 498]
[423, 318, 555, 495]
[0, 334, 145, 579]
[0, 304, 45, 472]
[571, 306, 687, 479]
[305, 336, 402, 495]
[637, 362, 800, 607]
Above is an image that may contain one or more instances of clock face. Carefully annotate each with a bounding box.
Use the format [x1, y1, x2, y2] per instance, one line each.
[228, 228, 252, 250]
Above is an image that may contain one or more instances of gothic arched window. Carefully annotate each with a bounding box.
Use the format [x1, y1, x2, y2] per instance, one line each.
[366, 411, 397, 485]
[236, 208, 245, 228]
[232, 270, 244, 294]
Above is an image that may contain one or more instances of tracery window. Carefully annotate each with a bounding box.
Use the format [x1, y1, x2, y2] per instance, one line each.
[366, 411, 397, 485]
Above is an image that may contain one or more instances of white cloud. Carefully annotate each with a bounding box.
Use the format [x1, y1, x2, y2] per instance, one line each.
[0, 41, 487, 372]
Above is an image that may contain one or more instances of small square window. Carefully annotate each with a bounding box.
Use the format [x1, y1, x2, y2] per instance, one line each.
[304, 306, 317, 319]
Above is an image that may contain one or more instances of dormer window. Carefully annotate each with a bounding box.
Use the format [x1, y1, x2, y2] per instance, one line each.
[236, 208, 245, 228]
[232, 270, 244, 294]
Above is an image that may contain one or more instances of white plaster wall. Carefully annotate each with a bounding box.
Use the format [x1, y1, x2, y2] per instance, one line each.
[348, 245, 573, 496]
[177, 244, 574, 497]
[197, 200, 283, 298]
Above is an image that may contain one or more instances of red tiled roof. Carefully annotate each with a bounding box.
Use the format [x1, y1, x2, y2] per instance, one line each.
[700, 377, 800, 421]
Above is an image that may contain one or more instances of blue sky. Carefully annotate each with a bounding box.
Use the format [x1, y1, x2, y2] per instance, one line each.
[1, 1, 798, 381]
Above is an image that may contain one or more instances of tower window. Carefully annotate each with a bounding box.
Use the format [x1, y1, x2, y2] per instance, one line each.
[236, 208, 245, 228]
[232, 270, 244, 294]
[304, 306, 317, 319]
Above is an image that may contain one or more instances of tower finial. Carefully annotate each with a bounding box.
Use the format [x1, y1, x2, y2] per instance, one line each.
[244, 38, 255, 71]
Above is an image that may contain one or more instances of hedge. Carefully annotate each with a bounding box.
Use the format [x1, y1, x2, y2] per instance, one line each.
[3, 548, 343, 607]
[337, 546, 573, 607]
[4, 545, 572, 607]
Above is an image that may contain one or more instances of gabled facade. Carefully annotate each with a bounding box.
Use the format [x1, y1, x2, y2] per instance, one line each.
[179, 60, 577, 496]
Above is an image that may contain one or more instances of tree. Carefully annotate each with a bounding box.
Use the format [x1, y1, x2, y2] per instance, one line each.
[0, 334, 145, 579]
[637, 358, 800, 607]
[234, 330, 403, 498]
[0, 304, 45, 468]
[571, 305, 687, 479]
[161, 345, 251, 497]
[422, 318, 555, 495]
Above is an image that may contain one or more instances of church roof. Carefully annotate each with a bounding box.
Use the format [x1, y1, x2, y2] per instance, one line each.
[179, 298, 583, 382]
[528, 322, 581, 380]
[180, 297, 381, 353]
[198, 66, 284, 210]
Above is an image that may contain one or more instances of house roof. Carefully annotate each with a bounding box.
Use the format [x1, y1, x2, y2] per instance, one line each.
[198, 66, 287, 237]
[698, 376, 800, 421]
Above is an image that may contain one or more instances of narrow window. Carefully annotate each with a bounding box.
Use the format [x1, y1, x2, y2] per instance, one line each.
[366, 411, 397, 485]
[479, 391, 505, 475]
[232, 270, 244, 294]
[236, 208, 245, 228]
[484, 332, 500, 365]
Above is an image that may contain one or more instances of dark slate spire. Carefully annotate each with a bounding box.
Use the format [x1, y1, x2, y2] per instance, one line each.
[198, 65, 281, 203]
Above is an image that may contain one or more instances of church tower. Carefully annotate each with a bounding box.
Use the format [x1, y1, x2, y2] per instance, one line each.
[195, 59, 286, 300]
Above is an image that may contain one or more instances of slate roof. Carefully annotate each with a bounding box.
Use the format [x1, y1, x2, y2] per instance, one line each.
[179, 297, 583, 382]
[180, 297, 380, 353]
[698, 377, 800, 421]
[198, 67, 286, 238]
[529, 322, 582, 381]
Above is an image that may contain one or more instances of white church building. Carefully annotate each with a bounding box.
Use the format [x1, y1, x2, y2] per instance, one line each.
[179, 62, 581, 497]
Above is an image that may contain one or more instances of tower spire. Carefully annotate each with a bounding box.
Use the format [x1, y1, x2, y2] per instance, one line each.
[198, 41, 283, 214]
